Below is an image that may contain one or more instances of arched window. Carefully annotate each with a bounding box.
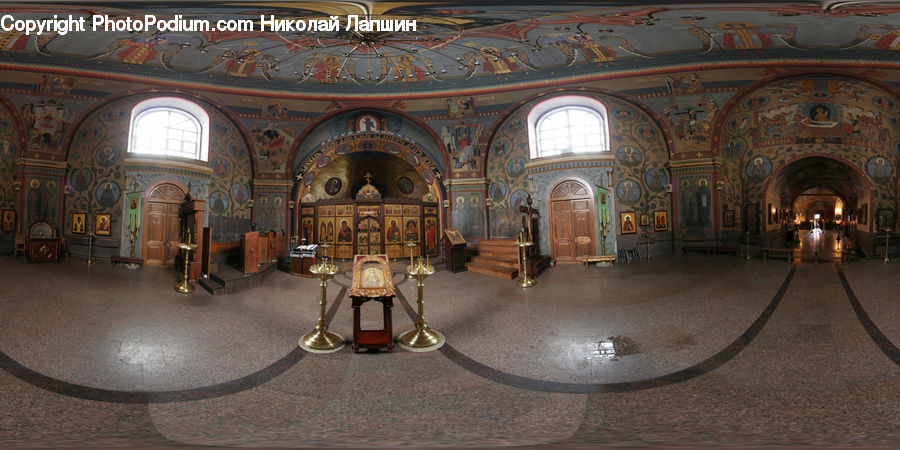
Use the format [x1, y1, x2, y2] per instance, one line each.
[527, 95, 609, 159]
[128, 97, 209, 161]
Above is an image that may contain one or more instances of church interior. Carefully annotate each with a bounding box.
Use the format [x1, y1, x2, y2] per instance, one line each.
[0, 1, 899, 448]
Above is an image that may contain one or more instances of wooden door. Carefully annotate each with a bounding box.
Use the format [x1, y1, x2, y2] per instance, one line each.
[143, 183, 185, 266]
[549, 180, 596, 263]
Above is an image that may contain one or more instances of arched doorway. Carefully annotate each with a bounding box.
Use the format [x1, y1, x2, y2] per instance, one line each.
[143, 182, 186, 266]
[764, 155, 873, 258]
[549, 179, 596, 262]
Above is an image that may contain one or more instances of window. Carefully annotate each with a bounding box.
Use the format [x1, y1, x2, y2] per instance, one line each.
[128, 97, 209, 161]
[527, 96, 609, 159]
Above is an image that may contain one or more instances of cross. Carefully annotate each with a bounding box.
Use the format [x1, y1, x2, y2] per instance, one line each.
[518, 194, 540, 243]
[363, 171, 373, 184]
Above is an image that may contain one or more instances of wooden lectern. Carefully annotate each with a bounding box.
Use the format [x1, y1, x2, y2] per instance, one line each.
[443, 228, 467, 273]
[240, 231, 259, 274]
[349, 254, 395, 352]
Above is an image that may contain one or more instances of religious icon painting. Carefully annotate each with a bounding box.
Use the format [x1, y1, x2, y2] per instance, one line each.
[620, 211, 637, 234]
[653, 210, 668, 232]
[72, 213, 86, 234]
[404, 217, 419, 242]
[95, 213, 111, 236]
[1, 209, 15, 232]
[300, 217, 314, 243]
[424, 216, 438, 255]
[640, 213, 650, 227]
[324, 177, 342, 196]
[397, 176, 414, 195]
[723, 210, 735, 228]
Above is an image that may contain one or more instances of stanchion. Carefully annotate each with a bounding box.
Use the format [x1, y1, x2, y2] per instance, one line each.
[398, 255, 444, 351]
[174, 240, 197, 293]
[300, 243, 344, 353]
[87, 232, 95, 265]
[516, 229, 536, 288]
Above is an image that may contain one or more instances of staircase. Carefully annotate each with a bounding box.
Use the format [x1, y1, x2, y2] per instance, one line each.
[466, 239, 519, 279]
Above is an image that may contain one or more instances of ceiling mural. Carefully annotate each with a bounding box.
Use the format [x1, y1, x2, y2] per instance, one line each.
[3, 2, 900, 95]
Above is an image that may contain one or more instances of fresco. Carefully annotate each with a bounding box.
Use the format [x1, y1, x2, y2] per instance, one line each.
[25, 176, 59, 226]
[65, 94, 253, 242]
[451, 193, 484, 240]
[255, 193, 286, 234]
[65, 100, 128, 236]
[6, 4, 900, 95]
[718, 75, 900, 228]
[486, 92, 669, 238]
[676, 175, 713, 231]
[246, 120, 297, 174]
[0, 100, 19, 215]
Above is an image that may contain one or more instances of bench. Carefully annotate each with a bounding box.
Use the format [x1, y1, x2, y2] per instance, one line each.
[110, 255, 144, 266]
[760, 247, 794, 262]
[682, 245, 739, 256]
[580, 255, 617, 267]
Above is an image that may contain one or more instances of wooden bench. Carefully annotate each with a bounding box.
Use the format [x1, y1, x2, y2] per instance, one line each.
[682, 245, 739, 256]
[110, 255, 144, 266]
[760, 247, 794, 262]
[580, 255, 617, 267]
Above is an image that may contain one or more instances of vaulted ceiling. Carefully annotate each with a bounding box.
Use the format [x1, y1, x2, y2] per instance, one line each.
[3, 1, 900, 96]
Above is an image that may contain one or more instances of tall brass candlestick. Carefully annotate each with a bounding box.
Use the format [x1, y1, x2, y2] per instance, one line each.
[87, 232, 95, 265]
[174, 240, 198, 293]
[126, 226, 140, 270]
[515, 232, 536, 288]
[399, 257, 444, 351]
[300, 259, 344, 353]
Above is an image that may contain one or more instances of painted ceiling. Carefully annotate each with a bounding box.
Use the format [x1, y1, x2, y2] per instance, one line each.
[3, 1, 900, 96]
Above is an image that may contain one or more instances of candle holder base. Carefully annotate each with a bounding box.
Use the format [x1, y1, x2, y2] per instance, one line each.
[300, 330, 345, 353]
[175, 280, 195, 293]
[125, 263, 140, 270]
[517, 276, 537, 288]
[398, 328, 444, 352]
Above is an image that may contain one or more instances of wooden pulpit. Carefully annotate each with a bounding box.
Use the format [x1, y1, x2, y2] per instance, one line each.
[241, 231, 259, 274]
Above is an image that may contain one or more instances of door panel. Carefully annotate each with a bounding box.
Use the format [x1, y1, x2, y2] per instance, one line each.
[145, 204, 166, 265]
[549, 180, 596, 263]
[164, 204, 181, 265]
[143, 184, 186, 267]
[551, 200, 575, 261]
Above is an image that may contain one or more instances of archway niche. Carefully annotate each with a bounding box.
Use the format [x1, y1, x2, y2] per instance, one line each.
[764, 155, 873, 250]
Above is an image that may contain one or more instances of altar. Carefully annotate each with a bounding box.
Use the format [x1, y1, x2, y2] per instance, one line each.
[299, 179, 439, 260]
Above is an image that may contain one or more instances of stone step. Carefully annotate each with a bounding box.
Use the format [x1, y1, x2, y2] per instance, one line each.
[470, 255, 519, 269]
[475, 239, 518, 250]
[466, 261, 518, 279]
[475, 248, 520, 258]
[198, 277, 224, 295]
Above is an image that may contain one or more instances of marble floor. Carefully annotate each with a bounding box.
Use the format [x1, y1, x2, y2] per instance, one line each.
[0, 252, 897, 448]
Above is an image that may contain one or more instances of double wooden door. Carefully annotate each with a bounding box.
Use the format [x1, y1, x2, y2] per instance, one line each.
[143, 183, 184, 266]
[549, 180, 596, 263]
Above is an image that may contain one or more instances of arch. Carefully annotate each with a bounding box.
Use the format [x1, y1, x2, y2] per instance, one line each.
[711, 70, 900, 153]
[0, 93, 27, 158]
[547, 177, 596, 262]
[288, 105, 450, 177]
[61, 89, 258, 178]
[481, 88, 674, 171]
[763, 153, 874, 232]
[527, 95, 610, 159]
[128, 97, 210, 161]
[142, 181, 187, 266]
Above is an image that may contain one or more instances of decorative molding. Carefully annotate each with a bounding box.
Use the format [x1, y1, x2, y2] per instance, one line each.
[15, 158, 68, 172]
[526, 154, 614, 175]
[443, 178, 489, 191]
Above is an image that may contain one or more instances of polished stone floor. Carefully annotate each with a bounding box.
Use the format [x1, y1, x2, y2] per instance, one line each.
[0, 249, 897, 448]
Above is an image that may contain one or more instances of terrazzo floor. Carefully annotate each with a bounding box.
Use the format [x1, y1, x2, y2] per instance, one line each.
[0, 250, 897, 448]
